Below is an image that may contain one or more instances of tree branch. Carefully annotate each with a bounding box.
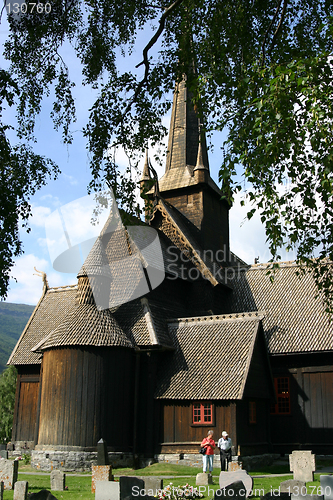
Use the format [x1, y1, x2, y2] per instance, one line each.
[261, 0, 283, 66]
[268, 0, 288, 56]
[124, 0, 184, 115]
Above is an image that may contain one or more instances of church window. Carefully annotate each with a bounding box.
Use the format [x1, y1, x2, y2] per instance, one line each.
[249, 401, 256, 424]
[192, 402, 214, 425]
[270, 377, 291, 414]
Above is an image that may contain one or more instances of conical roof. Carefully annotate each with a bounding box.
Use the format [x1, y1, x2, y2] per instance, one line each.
[37, 303, 133, 350]
[140, 149, 151, 182]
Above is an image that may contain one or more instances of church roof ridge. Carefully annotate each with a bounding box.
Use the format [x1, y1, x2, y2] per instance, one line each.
[167, 311, 265, 325]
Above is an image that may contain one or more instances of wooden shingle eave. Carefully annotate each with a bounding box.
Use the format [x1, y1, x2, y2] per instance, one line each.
[7, 282, 48, 366]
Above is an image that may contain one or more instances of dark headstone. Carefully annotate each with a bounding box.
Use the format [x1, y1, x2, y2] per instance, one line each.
[120, 476, 145, 500]
[215, 481, 247, 500]
[0, 445, 6, 451]
[0, 451, 8, 460]
[28, 490, 58, 500]
[320, 475, 333, 500]
[262, 493, 291, 500]
[97, 439, 109, 466]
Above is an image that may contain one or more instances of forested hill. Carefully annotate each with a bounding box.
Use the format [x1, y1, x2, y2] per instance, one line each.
[0, 302, 35, 373]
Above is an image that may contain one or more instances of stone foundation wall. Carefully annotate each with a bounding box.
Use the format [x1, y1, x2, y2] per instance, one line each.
[31, 450, 154, 472]
[26, 449, 280, 472]
[154, 453, 280, 471]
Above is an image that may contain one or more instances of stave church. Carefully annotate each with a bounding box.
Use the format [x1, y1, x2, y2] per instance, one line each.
[8, 76, 333, 470]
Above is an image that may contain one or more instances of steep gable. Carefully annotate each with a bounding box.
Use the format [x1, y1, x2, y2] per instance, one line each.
[155, 312, 268, 400]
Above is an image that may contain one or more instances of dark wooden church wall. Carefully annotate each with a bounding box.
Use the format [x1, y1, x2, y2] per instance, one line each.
[236, 399, 271, 455]
[37, 347, 135, 450]
[202, 190, 229, 257]
[135, 352, 162, 457]
[12, 366, 40, 444]
[163, 190, 204, 236]
[159, 400, 236, 453]
[270, 354, 333, 454]
[243, 332, 273, 400]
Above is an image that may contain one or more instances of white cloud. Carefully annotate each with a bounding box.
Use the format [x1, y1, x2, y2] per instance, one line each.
[29, 205, 52, 227]
[39, 194, 60, 205]
[63, 173, 79, 186]
[6, 254, 77, 305]
[230, 191, 296, 265]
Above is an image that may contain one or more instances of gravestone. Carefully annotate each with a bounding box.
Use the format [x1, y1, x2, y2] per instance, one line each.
[0, 481, 3, 500]
[320, 475, 333, 500]
[13, 481, 28, 500]
[120, 476, 145, 500]
[95, 481, 120, 500]
[28, 490, 59, 500]
[219, 470, 253, 497]
[91, 466, 113, 494]
[97, 439, 109, 466]
[0, 451, 8, 460]
[291, 495, 323, 500]
[280, 480, 306, 496]
[289, 451, 316, 482]
[50, 470, 65, 491]
[92, 439, 112, 493]
[229, 462, 243, 472]
[0, 458, 18, 489]
[196, 473, 213, 485]
[261, 493, 291, 500]
[142, 478, 163, 496]
[215, 481, 247, 500]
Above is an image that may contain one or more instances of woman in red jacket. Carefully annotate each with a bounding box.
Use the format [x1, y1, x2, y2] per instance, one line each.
[200, 430, 215, 473]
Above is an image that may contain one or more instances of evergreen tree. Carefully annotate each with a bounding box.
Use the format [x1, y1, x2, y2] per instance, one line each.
[0, 365, 17, 444]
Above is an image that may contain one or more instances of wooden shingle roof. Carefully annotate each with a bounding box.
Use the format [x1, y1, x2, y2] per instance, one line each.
[155, 312, 264, 400]
[112, 297, 174, 349]
[8, 285, 77, 365]
[37, 303, 133, 350]
[230, 262, 333, 354]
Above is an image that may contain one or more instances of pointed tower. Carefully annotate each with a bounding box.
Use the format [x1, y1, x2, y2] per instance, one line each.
[154, 75, 230, 260]
[139, 149, 152, 221]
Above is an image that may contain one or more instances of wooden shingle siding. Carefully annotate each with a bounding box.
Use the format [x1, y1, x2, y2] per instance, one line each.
[37, 347, 135, 449]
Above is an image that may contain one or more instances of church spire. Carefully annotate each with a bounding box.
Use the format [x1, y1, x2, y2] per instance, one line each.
[139, 148, 153, 222]
[140, 148, 151, 183]
[165, 75, 209, 174]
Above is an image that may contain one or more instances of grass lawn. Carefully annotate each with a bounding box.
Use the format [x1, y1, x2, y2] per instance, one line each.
[1, 462, 330, 499]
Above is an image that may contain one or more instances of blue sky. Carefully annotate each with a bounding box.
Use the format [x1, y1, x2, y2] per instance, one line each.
[0, 14, 295, 305]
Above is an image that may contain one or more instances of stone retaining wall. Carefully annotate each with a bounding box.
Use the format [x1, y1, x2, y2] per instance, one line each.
[22, 449, 281, 472]
[31, 450, 154, 472]
[154, 453, 280, 471]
